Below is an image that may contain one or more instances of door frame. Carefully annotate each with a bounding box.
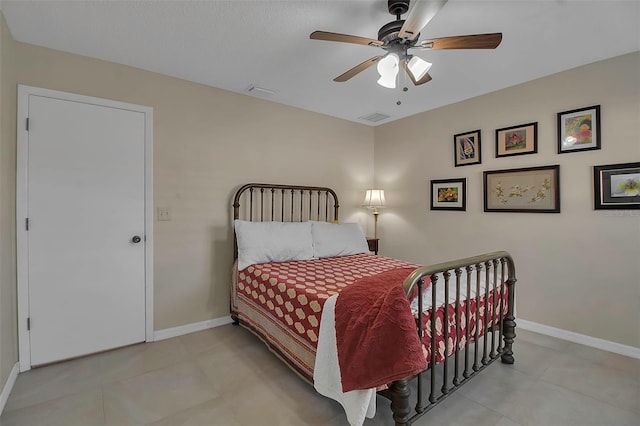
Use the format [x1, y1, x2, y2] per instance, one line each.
[16, 85, 154, 372]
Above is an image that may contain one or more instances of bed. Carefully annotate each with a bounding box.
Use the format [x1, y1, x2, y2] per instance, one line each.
[230, 183, 517, 426]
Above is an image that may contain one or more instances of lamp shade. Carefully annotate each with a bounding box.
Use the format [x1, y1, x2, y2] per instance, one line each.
[407, 56, 432, 81]
[363, 189, 386, 208]
[376, 53, 399, 89]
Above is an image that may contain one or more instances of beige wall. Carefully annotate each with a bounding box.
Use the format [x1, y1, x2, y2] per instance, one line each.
[1, 11, 18, 392]
[0, 12, 374, 389]
[374, 52, 640, 348]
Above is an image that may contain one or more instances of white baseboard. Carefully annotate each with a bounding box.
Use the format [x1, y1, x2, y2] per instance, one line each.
[154, 316, 234, 341]
[517, 319, 640, 360]
[0, 362, 19, 416]
[153, 316, 640, 359]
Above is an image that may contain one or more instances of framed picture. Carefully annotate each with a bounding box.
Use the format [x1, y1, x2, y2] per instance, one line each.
[431, 178, 466, 211]
[495, 122, 538, 157]
[454, 130, 481, 167]
[484, 165, 560, 213]
[558, 105, 600, 154]
[593, 162, 640, 210]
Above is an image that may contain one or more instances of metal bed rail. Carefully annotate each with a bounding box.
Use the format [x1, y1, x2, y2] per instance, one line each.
[383, 251, 517, 426]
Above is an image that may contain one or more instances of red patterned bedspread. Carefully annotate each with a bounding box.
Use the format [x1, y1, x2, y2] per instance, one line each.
[232, 254, 417, 380]
[232, 253, 508, 386]
[418, 281, 508, 367]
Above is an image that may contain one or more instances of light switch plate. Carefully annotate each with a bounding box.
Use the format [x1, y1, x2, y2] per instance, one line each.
[157, 207, 171, 221]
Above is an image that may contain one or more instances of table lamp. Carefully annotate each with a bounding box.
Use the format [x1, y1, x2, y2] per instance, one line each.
[363, 189, 386, 239]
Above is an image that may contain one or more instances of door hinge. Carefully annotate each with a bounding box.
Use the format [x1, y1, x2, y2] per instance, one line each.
[27, 317, 31, 331]
[25, 218, 29, 231]
[26, 117, 30, 131]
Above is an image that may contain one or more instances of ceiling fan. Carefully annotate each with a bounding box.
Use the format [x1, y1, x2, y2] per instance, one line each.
[310, 0, 502, 89]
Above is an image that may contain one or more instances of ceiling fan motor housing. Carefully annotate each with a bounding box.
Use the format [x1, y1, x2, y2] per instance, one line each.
[378, 20, 405, 43]
[388, 0, 410, 17]
[380, 1, 417, 51]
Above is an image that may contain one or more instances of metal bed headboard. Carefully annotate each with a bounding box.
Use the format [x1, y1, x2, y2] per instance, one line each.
[232, 183, 340, 258]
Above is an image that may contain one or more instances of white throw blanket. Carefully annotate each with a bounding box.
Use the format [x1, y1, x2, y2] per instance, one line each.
[313, 268, 501, 425]
[313, 294, 376, 426]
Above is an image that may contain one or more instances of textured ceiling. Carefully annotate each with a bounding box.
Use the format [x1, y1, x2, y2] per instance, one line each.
[2, 0, 639, 125]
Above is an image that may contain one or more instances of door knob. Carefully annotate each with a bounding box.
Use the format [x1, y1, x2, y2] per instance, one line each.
[131, 235, 142, 244]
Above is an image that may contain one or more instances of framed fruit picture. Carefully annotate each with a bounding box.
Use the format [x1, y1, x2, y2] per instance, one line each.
[557, 105, 601, 154]
[431, 178, 466, 211]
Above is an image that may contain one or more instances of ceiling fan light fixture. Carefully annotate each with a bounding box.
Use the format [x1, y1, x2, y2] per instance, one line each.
[377, 73, 397, 89]
[407, 56, 432, 81]
[377, 53, 399, 89]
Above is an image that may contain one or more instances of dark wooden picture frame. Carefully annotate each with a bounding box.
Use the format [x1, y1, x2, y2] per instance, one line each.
[484, 165, 560, 213]
[495, 122, 538, 158]
[558, 105, 601, 154]
[431, 178, 466, 211]
[593, 162, 640, 210]
[454, 129, 481, 167]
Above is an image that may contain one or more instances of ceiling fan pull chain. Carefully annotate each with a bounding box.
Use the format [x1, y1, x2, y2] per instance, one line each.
[403, 62, 409, 90]
[397, 66, 409, 105]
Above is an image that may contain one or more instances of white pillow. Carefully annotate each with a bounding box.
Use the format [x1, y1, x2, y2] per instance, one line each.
[311, 221, 370, 258]
[234, 220, 314, 270]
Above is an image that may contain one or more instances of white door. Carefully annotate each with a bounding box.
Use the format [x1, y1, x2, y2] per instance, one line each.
[23, 92, 148, 366]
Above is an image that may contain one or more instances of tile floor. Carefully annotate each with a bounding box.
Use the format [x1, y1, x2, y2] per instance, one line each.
[1, 325, 638, 426]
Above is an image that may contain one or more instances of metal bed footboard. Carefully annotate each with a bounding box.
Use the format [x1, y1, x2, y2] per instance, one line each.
[382, 251, 517, 426]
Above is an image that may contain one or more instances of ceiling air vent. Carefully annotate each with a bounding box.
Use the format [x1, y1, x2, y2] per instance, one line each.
[359, 112, 391, 123]
[245, 85, 276, 97]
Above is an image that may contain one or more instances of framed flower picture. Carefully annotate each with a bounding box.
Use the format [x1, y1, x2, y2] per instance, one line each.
[454, 130, 481, 167]
[484, 165, 560, 213]
[593, 162, 640, 209]
[558, 105, 600, 154]
[431, 178, 466, 211]
[495, 122, 538, 158]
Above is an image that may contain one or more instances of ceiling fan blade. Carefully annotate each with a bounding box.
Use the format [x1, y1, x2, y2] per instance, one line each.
[334, 56, 383, 82]
[310, 31, 383, 47]
[398, 0, 448, 41]
[400, 60, 433, 86]
[416, 33, 503, 49]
